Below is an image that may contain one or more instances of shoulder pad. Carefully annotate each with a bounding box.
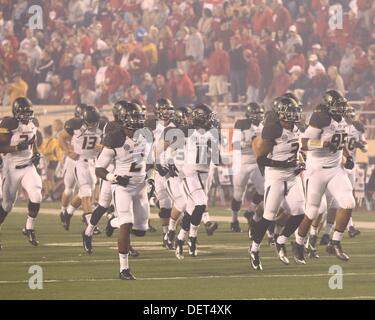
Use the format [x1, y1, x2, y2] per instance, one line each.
[352, 121, 365, 133]
[103, 129, 126, 148]
[309, 106, 331, 128]
[104, 121, 122, 135]
[145, 117, 157, 131]
[261, 121, 283, 140]
[234, 119, 252, 130]
[98, 119, 107, 131]
[64, 118, 83, 135]
[0, 117, 18, 133]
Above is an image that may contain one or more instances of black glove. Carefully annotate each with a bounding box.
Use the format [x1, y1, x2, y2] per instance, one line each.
[31, 153, 41, 166]
[147, 179, 155, 199]
[16, 140, 30, 151]
[344, 156, 355, 170]
[115, 175, 130, 187]
[294, 162, 306, 175]
[155, 164, 169, 177]
[354, 141, 366, 151]
[167, 163, 179, 177]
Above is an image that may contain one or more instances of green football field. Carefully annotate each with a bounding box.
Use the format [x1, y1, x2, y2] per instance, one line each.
[0, 202, 375, 300]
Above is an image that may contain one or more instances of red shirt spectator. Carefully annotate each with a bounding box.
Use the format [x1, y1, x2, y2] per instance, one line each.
[105, 64, 131, 94]
[252, 5, 273, 34]
[80, 34, 93, 56]
[175, 71, 195, 98]
[208, 43, 230, 76]
[271, 3, 292, 33]
[286, 52, 306, 72]
[244, 50, 261, 89]
[61, 80, 78, 105]
[128, 47, 149, 76]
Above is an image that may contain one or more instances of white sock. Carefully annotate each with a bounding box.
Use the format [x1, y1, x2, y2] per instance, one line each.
[202, 211, 210, 224]
[274, 223, 284, 235]
[110, 217, 120, 228]
[310, 226, 318, 236]
[347, 217, 354, 229]
[232, 211, 238, 222]
[177, 228, 188, 241]
[61, 206, 67, 212]
[119, 253, 129, 271]
[250, 241, 260, 252]
[67, 204, 76, 216]
[26, 216, 35, 230]
[168, 218, 177, 231]
[162, 225, 168, 234]
[332, 230, 344, 242]
[276, 235, 287, 245]
[84, 213, 92, 224]
[85, 223, 95, 236]
[325, 223, 334, 235]
[295, 233, 305, 246]
[189, 224, 199, 238]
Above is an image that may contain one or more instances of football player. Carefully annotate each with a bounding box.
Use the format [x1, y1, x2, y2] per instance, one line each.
[59, 104, 86, 229]
[249, 97, 305, 270]
[295, 90, 356, 263]
[0, 97, 42, 246]
[175, 104, 221, 258]
[231, 102, 265, 232]
[95, 102, 151, 280]
[59, 106, 106, 231]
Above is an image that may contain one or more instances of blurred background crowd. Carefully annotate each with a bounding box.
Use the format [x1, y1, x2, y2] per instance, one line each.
[0, 0, 374, 132]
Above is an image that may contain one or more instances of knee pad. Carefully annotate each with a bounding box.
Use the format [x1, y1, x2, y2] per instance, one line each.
[28, 201, 40, 218]
[132, 229, 146, 237]
[181, 212, 191, 231]
[231, 199, 242, 212]
[2, 201, 13, 213]
[305, 204, 320, 220]
[78, 184, 92, 198]
[191, 204, 206, 226]
[159, 208, 171, 219]
[337, 195, 356, 210]
[252, 192, 263, 205]
[64, 188, 74, 197]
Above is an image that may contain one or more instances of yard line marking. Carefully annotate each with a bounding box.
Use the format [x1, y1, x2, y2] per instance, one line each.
[2, 272, 375, 284]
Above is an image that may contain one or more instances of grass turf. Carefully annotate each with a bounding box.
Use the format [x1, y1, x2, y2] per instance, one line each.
[0, 203, 374, 300]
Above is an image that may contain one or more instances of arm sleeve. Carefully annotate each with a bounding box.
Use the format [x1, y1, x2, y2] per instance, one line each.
[96, 147, 115, 169]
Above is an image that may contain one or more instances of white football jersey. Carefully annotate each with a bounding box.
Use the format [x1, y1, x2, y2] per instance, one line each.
[0, 117, 37, 166]
[304, 107, 347, 169]
[64, 118, 106, 160]
[345, 121, 366, 161]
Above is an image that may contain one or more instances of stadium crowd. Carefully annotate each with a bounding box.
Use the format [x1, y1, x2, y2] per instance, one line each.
[0, 0, 374, 124]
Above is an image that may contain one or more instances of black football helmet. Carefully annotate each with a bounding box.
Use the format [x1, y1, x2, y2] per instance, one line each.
[113, 100, 127, 121]
[155, 98, 174, 121]
[323, 89, 348, 117]
[173, 106, 193, 127]
[12, 97, 34, 124]
[192, 104, 219, 130]
[82, 105, 100, 129]
[344, 104, 356, 122]
[245, 102, 264, 125]
[275, 97, 302, 123]
[74, 103, 87, 119]
[118, 102, 145, 130]
[284, 92, 302, 108]
[131, 99, 147, 113]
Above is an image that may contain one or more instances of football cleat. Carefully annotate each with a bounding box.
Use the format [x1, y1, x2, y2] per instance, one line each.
[348, 226, 360, 238]
[82, 231, 92, 254]
[162, 234, 168, 248]
[249, 250, 263, 271]
[268, 234, 276, 247]
[292, 242, 306, 265]
[119, 269, 136, 280]
[22, 228, 39, 246]
[93, 227, 101, 235]
[205, 221, 218, 236]
[306, 235, 320, 259]
[327, 240, 349, 261]
[166, 230, 176, 250]
[188, 236, 197, 257]
[129, 246, 140, 257]
[175, 239, 184, 260]
[275, 242, 290, 265]
[320, 233, 330, 245]
[105, 215, 115, 237]
[62, 212, 72, 231]
[59, 210, 66, 225]
[230, 220, 241, 233]
[244, 210, 254, 226]
[148, 222, 157, 233]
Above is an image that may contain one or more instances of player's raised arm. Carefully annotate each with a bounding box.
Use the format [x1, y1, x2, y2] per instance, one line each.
[59, 119, 79, 160]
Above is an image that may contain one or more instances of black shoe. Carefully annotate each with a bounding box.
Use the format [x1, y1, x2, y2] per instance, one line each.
[188, 236, 197, 257]
[244, 210, 255, 225]
[268, 234, 276, 247]
[129, 246, 140, 257]
[292, 242, 306, 265]
[59, 210, 66, 225]
[93, 226, 101, 235]
[22, 228, 39, 246]
[62, 212, 72, 231]
[175, 239, 184, 260]
[119, 269, 136, 280]
[328, 240, 349, 261]
[82, 231, 92, 254]
[306, 234, 320, 258]
[106, 215, 115, 237]
[230, 220, 241, 232]
[166, 230, 176, 249]
[348, 226, 360, 238]
[326, 240, 335, 255]
[249, 250, 263, 271]
[148, 222, 157, 233]
[320, 233, 330, 245]
[162, 233, 168, 248]
[205, 221, 218, 236]
[275, 242, 290, 265]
